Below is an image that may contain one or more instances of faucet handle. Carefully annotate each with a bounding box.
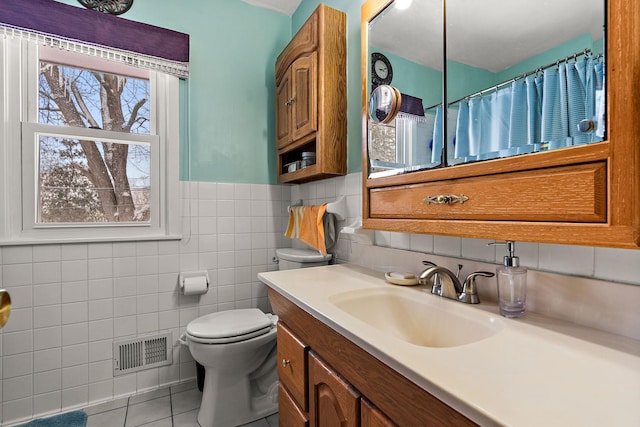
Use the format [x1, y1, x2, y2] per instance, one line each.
[459, 271, 495, 304]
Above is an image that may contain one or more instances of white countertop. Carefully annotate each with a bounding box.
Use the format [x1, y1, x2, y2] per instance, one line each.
[258, 264, 640, 427]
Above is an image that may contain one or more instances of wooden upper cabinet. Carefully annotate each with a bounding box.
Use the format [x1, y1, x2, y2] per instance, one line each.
[275, 4, 346, 184]
[276, 54, 317, 149]
[276, 13, 318, 150]
[361, 0, 640, 249]
[291, 53, 317, 142]
[276, 70, 292, 148]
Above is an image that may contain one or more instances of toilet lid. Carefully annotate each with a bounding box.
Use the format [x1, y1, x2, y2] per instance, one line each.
[186, 309, 275, 344]
[276, 248, 332, 263]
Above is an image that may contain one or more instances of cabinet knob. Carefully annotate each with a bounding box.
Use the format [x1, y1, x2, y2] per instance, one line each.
[284, 97, 295, 106]
[281, 359, 291, 367]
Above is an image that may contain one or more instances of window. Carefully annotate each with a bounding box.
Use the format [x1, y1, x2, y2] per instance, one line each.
[0, 39, 180, 243]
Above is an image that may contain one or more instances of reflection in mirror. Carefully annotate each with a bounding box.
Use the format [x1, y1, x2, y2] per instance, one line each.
[367, 0, 444, 178]
[446, 0, 606, 166]
[365, 0, 606, 178]
[369, 84, 401, 124]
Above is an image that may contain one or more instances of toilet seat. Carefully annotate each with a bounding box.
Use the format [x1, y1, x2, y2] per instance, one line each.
[186, 309, 277, 344]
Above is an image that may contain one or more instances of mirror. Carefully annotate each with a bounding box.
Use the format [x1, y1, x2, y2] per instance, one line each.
[366, 0, 606, 178]
[446, 0, 605, 165]
[367, 0, 443, 177]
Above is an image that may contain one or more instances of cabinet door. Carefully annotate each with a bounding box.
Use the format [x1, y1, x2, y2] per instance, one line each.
[309, 352, 360, 427]
[276, 68, 292, 149]
[361, 399, 397, 427]
[280, 383, 310, 427]
[291, 52, 317, 142]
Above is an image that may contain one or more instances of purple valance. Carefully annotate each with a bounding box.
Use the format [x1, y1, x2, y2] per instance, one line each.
[0, 0, 189, 63]
[400, 93, 425, 117]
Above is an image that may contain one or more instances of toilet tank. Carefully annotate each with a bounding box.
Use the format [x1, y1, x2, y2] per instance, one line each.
[276, 248, 332, 270]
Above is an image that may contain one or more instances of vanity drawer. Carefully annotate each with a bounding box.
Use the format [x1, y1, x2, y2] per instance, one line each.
[278, 321, 310, 411]
[279, 383, 309, 427]
[369, 162, 607, 223]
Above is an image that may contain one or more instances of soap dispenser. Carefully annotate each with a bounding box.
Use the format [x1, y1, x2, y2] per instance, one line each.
[489, 241, 527, 318]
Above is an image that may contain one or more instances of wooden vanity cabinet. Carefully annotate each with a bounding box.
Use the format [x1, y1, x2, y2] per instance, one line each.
[309, 352, 361, 427]
[269, 287, 478, 427]
[275, 3, 347, 184]
[278, 323, 309, 412]
[361, 399, 397, 427]
[361, 0, 640, 249]
[279, 383, 309, 427]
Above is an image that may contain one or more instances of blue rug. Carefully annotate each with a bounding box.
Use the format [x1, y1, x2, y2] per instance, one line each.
[18, 410, 87, 427]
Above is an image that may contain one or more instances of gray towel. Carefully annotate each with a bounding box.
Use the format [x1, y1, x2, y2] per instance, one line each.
[323, 212, 337, 253]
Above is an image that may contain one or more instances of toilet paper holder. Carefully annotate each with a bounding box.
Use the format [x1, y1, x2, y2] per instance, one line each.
[178, 271, 210, 295]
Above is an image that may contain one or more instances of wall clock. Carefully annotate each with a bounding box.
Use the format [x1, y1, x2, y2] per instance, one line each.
[371, 52, 393, 86]
[77, 0, 134, 15]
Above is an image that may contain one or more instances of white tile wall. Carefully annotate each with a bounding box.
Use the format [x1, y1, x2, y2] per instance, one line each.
[2, 172, 640, 425]
[0, 181, 291, 425]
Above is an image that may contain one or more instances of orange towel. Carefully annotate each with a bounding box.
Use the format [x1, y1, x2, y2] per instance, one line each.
[285, 204, 328, 255]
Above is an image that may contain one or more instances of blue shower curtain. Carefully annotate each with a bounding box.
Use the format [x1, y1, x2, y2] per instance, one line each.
[452, 55, 604, 163]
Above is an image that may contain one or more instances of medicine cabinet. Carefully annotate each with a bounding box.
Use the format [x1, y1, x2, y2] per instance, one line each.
[361, 0, 640, 249]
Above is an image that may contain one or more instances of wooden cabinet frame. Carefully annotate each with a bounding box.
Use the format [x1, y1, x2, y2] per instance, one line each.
[276, 4, 347, 184]
[361, 0, 640, 249]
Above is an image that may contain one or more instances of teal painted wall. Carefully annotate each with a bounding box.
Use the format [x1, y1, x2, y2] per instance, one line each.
[497, 34, 604, 83]
[446, 61, 496, 104]
[377, 51, 443, 111]
[57, 0, 291, 184]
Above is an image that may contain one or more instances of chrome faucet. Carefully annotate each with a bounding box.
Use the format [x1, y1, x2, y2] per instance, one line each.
[418, 263, 494, 304]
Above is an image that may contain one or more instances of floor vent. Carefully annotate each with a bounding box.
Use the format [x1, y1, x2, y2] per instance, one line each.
[113, 333, 173, 376]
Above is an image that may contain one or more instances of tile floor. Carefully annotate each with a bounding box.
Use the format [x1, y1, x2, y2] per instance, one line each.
[83, 381, 278, 427]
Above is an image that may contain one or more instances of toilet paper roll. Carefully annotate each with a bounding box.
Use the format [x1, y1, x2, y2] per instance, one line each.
[181, 276, 208, 296]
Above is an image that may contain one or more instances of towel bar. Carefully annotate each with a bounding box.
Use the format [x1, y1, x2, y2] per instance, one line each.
[287, 196, 346, 220]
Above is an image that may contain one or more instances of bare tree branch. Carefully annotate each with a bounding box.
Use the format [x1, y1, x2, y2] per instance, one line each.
[124, 98, 148, 132]
[70, 82, 100, 128]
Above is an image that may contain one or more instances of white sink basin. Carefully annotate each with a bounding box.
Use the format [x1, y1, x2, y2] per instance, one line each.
[329, 287, 503, 348]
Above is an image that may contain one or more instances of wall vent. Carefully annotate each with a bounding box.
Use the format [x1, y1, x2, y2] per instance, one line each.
[113, 333, 173, 376]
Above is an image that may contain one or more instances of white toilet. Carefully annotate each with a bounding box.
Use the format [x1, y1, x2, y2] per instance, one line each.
[185, 309, 279, 427]
[276, 247, 332, 270]
[183, 248, 330, 427]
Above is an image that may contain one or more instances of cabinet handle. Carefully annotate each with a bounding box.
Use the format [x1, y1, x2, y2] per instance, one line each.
[281, 359, 291, 367]
[423, 194, 469, 205]
[284, 97, 295, 106]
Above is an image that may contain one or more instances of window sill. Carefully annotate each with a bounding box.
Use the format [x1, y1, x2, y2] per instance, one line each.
[0, 233, 183, 247]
